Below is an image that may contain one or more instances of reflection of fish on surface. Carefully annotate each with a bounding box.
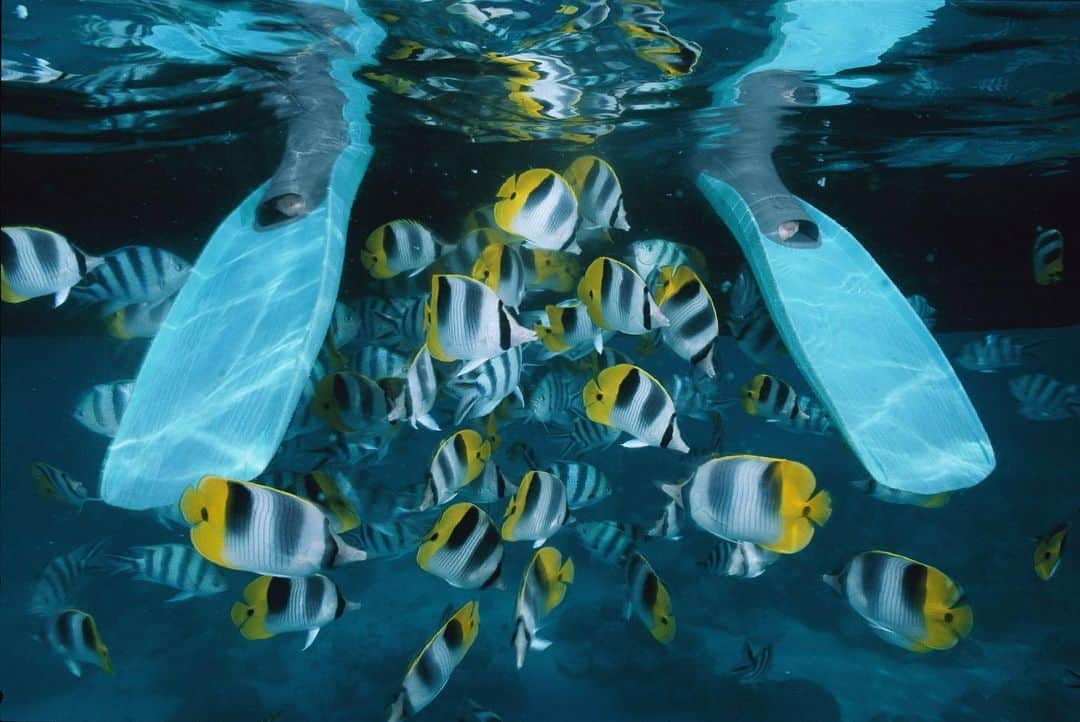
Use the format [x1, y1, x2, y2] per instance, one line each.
[732, 641, 772, 684]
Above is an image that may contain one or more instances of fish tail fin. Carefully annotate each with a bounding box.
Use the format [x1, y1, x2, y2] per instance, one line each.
[332, 535, 368, 565]
[559, 557, 575, 585]
[656, 480, 685, 507]
[101, 554, 139, 576]
[804, 489, 832, 527]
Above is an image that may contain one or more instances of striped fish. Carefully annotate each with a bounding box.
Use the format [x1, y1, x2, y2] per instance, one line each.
[740, 373, 832, 436]
[31, 461, 98, 507]
[421, 429, 492, 510]
[647, 493, 687, 541]
[105, 292, 176, 340]
[438, 227, 503, 276]
[697, 540, 778, 579]
[417, 504, 504, 589]
[379, 295, 428, 351]
[42, 609, 112, 677]
[388, 601, 480, 722]
[69, 244, 190, 315]
[310, 371, 390, 435]
[726, 267, 781, 363]
[627, 239, 704, 286]
[29, 540, 109, 616]
[72, 379, 133, 437]
[655, 265, 719, 377]
[283, 355, 336, 441]
[533, 300, 606, 357]
[575, 520, 643, 567]
[563, 156, 629, 233]
[471, 241, 526, 311]
[956, 334, 1040, 373]
[583, 364, 689, 452]
[501, 471, 572, 547]
[362, 220, 445, 279]
[448, 346, 524, 424]
[179, 476, 367, 577]
[513, 546, 575, 669]
[386, 344, 441, 431]
[1009, 373, 1080, 421]
[230, 574, 361, 650]
[329, 300, 364, 347]
[527, 368, 579, 425]
[104, 543, 227, 602]
[1033, 226, 1064, 286]
[674, 455, 831, 554]
[465, 462, 518, 504]
[624, 552, 675, 644]
[578, 257, 668, 347]
[344, 519, 422, 560]
[1, 226, 101, 306]
[732, 642, 772, 684]
[824, 551, 974, 652]
[345, 296, 398, 345]
[546, 460, 612, 510]
[350, 345, 409, 380]
[555, 413, 621, 457]
[494, 169, 580, 253]
[425, 274, 537, 372]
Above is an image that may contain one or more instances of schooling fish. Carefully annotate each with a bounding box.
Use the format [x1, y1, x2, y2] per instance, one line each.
[654, 265, 720, 377]
[69, 244, 190, 315]
[425, 274, 537, 372]
[546, 460, 612, 510]
[851, 478, 951, 509]
[179, 476, 367, 577]
[726, 267, 782, 363]
[1033, 226, 1064, 286]
[417, 503, 505, 589]
[1, 226, 101, 306]
[563, 156, 629, 233]
[465, 462, 518, 504]
[448, 346, 524, 424]
[624, 552, 675, 644]
[310, 371, 391, 435]
[626, 239, 705, 286]
[578, 257, 668, 348]
[344, 519, 422, 560]
[697, 540, 778, 579]
[31, 461, 99, 508]
[379, 295, 429, 351]
[527, 367, 579, 426]
[104, 543, 227, 603]
[386, 344, 441, 431]
[740, 373, 832, 436]
[823, 551, 974, 652]
[666, 454, 831, 554]
[230, 573, 361, 650]
[288, 471, 361, 533]
[350, 345, 409, 381]
[72, 379, 133, 437]
[362, 220, 446, 279]
[583, 364, 689, 452]
[28, 539, 109, 616]
[42, 609, 112, 677]
[732, 642, 772, 684]
[533, 300, 608, 357]
[502, 471, 573, 547]
[472, 241, 526, 311]
[421, 429, 492, 510]
[1009, 373, 1079, 421]
[956, 334, 1041, 373]
[494, 169, 580, 253]
[388, 601, 480, 722]
[555, 412, 621, 457]
[647, 492, 687, 541]
[105, 293, 176, 340]
[575, 520, 644, 567]
[513, 546, 575, 669]
[1033, 522, 1069, 581]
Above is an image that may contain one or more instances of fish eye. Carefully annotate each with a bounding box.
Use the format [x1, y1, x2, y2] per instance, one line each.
[801, 505, 811, 517]
[201, 508, 208, 522]
[510, 192, 517, 200]
[429, 532, 439, 541]
[588, 290, 594, 298]
[1044, 551, 1052, 559]
[944, 612, 953, 623]
[595, 393, 603, 401]
[247, 608, 254, 617]
[660, 617, 669, 625]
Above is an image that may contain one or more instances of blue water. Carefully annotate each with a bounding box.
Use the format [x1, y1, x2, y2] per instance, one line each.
[3, 1, 1080, 721]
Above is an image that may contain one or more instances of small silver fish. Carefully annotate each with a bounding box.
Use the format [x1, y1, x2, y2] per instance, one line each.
[72, 379, 134, 437]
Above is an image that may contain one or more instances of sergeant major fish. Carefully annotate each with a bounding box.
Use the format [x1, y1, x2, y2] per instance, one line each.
[68, 244, 190, 315]
[29, 540, 109, 616]
[105, 543, 227, 603]
[1009, 373, 1079, 421]
[72, 379, 133, 437]
[697, 540, 778, 579]
[1033, 226, 1064, 286]
[575, 520, 644, 567]
[956, 334, 1041, 373]
[546, 460, 612, 510]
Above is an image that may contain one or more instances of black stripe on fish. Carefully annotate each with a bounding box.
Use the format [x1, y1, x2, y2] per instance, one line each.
[383, 224, 398, 264]
[332, 375, 350, 409]
[225, 481, 254, 537]
[615, 367, 641, 411]
[642, 570, 658, 608]
[524, 473, 542, 514]
[660, 414, 676, 449]
[901, 561, 928, 612]
[414, 647, 440, 688]
[266, 576, 291, 614]
[640, 382, 667, 425]
[607, 195, 623, 229]
[584, 159, 602, 194]
[443, 617, 464, 649]
[335, 589, 347, 618]
[436, 276, 453, 330]
[523, 173, 556, 215]
[0, 230, 16, 267]
[598, 259, 613, 304]
[304, 576, 324, 619]
[448, 506, 479, 549]
[499, 301, 511, 350]
[56, 613, 73, 649]
[480, 558, 503, 590]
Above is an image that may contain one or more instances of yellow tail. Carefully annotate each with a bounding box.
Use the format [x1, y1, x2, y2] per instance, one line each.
[805, 489, 833, 527]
